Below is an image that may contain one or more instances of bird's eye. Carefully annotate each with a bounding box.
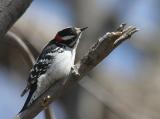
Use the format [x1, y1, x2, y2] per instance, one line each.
[62, 35, 75, 40]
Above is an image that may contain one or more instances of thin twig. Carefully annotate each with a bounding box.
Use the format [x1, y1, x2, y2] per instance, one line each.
[4, 31, 53, 119]
[5, 31, 35, 67]
[14, 24, 138, 119]
[44, 106, 53, 119]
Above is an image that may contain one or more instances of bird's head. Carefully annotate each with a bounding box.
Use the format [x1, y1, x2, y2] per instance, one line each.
[54, 27, 88, 48]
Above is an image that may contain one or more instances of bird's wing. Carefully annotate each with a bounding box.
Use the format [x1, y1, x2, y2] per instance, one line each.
[21, 43, 59, 97]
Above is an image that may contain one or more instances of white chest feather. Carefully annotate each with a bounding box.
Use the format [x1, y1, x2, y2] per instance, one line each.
[39, 47, 75, 87]
[28, 47, 75, 105]
[48, 47, 75, 80]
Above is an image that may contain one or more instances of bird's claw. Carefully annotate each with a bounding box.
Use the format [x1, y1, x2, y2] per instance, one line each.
[40, 95, 51, 108]
[71, 65, 80, 76]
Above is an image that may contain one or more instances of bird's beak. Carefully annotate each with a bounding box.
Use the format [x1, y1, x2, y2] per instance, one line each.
[75, 27, 88, 34]
[80, 27, 88, 32]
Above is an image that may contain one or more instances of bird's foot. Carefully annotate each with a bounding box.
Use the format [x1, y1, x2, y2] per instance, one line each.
[40, 95, 51, 108]
[62, 65, 80, 85]
[71, 65, 80, 77]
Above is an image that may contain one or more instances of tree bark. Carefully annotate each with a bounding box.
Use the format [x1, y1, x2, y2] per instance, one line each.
[0, 0, 33, 39]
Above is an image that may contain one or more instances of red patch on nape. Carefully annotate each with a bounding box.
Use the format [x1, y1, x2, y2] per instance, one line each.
[55, 35, 62, 42]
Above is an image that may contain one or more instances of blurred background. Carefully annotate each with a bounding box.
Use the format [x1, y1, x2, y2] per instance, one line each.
[1, 0, 160, 119]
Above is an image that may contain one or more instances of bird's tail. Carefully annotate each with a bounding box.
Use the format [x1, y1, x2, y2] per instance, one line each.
[19, 91, 32, 113]
[19, 85, 37, 113]
[20, 85, 29, 97]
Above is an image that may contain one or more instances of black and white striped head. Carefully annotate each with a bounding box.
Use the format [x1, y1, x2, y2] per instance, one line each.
[54, 27, 88, 48]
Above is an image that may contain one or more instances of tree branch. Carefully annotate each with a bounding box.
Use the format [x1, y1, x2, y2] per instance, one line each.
[15, 24, 138, 119]
[5, 31, 35, 67]
[80, 76, 135, 119]
[0, 0, 33, 39]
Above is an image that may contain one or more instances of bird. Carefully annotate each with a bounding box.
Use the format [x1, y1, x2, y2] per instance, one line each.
[19, 27, 88, 113]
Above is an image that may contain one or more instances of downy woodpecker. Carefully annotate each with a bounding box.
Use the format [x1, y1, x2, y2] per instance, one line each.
[19, 27, 88, 113]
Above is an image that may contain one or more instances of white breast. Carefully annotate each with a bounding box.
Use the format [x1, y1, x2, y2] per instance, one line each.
[28, 47, 75, 105]
[48, 47, 75, 81]
[39, 47, 75, 87]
